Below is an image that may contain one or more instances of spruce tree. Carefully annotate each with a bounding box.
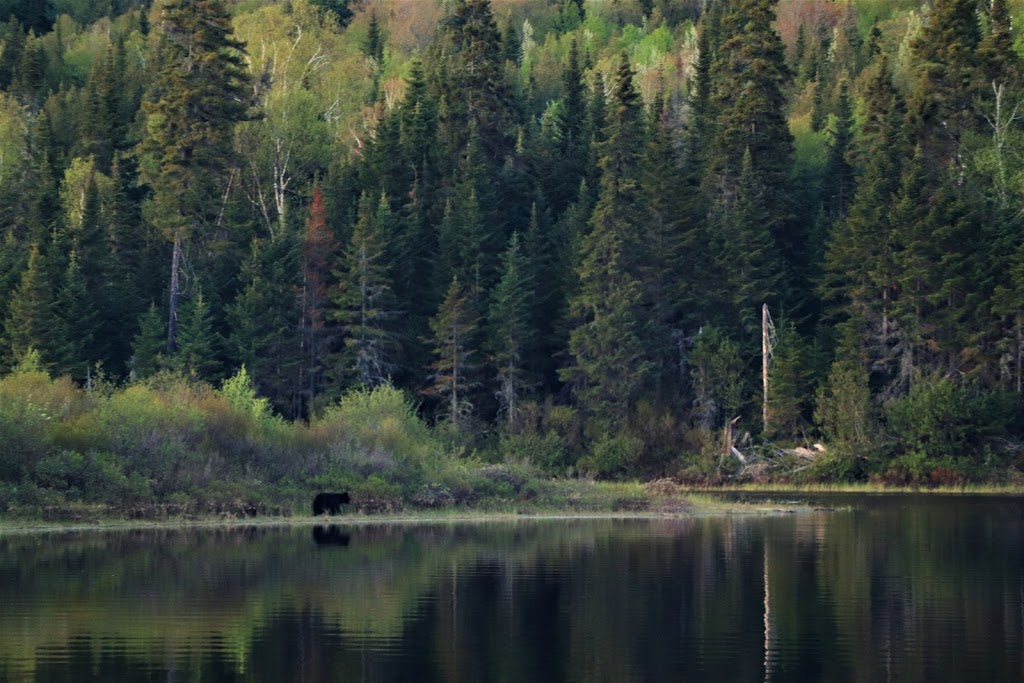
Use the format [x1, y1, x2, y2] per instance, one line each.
[171, 287, 221, 380]
[298, 185, 337, 404]
[3, 244, 55, 368]
[333, 192, 399, 390]
[823, 78, 856, 220]
[486, 233, 534, 430]
[424, 276, 480, 429]
[52, 250, 99, 381]
[708, 0, 793, 198]
[140, 0, 251, 356]
[906, 0, 983, 168]
[226, 236, 301, 416]
[131, 303, 166, 381]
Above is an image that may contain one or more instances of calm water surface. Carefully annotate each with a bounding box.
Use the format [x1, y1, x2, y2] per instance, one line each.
[1, 496, 1022, 681]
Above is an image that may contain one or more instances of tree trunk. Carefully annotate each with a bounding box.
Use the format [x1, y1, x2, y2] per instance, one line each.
[167, 236, 182, 355]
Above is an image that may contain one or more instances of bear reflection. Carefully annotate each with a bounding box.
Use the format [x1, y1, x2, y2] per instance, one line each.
[312, 525, 351, 547]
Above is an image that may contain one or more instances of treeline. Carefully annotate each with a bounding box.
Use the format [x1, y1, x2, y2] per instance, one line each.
[0, 0, 1022, 487]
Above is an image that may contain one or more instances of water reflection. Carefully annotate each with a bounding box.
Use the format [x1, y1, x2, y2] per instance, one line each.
[312, 524, 351, 547]
[0, 498, 1022, 681]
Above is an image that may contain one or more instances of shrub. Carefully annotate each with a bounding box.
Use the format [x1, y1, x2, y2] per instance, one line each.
[884, 376, 1014, 464]
[0, 369, 84, 481]
[311, 385, 440, 482]
[497, 431, 567, 473]
[578, 433, 644, 479]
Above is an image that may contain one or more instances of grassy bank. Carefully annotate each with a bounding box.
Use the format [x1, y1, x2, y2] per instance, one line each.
[2, 366, 1022, 526]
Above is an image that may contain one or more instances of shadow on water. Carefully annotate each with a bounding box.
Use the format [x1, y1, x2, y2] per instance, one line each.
[312, 524, 351, 547]
[0, 500, 1022, 681]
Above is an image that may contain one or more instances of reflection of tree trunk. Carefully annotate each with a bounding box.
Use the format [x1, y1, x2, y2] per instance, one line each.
[167, 236, 182, 354]
[763, 544, 773, 682]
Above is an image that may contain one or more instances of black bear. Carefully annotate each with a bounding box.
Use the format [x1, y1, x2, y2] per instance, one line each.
[312, 492, 350, 516]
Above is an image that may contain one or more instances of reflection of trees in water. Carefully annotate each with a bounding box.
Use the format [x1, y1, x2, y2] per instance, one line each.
[0, 505, 1022, 680]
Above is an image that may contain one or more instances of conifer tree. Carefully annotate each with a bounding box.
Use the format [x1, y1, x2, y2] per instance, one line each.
[487, 233, 534, 429]
[52, 250, 99, 381]
[823, 78, 855, 219]
[822, 57, 907, 383]
[131, 303, 166, 381]
[425, 276, 480, 428]
[765, 321, 810, 439]
[298, 185, 337, 404]
[172, 287, 220, 380]
[708, 0, 793, 198]
[140, 0, 251, 355]
[333, 192, 399, 389]
[714, 148, 784, 338]
[227, 236, 301, 415]
[906, 0, 983, 167]
[2, 244, 54, 368]
[434, 0, 516, 163]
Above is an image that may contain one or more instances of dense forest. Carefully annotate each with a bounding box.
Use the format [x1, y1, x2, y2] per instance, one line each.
[1, 0, 1023, 510]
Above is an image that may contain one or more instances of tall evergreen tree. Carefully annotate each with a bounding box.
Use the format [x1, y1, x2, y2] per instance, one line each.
[2, 244, 54, 368]
[171, 287, 220, 380]
[298, 186, 337, 406]
[333, 192, 399, 389]
[486, 233, 534, 429]
[131, 302, 166, 381]
[140, 0, 251, 355]
[424, 276, 480, 429]
[906, 0, 983, 168]
[52, 250, 99, 381]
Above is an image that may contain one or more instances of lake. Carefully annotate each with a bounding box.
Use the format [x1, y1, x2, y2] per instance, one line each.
[1, 495, 1022, 681]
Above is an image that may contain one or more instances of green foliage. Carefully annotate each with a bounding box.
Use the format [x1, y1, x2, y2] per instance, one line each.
[884, 375, 1016, 463]
[311, 384, 440, 488]
[578, 432, 644, 479]
[815, 358, 875, 457]
[220, 365, 270, 421]
[690, 326, 745, 430]
[0, 0, 1022, 496]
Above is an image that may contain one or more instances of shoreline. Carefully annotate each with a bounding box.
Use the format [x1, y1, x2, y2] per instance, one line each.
[3, 484, 1022, 535]
[0, 499, 821, 535]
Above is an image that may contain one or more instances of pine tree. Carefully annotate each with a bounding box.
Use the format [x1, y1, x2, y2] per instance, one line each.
[171, 287, 221, 380]
[823, 78, 856, 219]
[333, 192, 399, 389]
[3, 244, 55, 368]
[52, 250, 99, 381]
[226, 236, 301, 416]
[708, 0, 793, 199]
[131, 303, 166, 381]
[906, 0, 983, 168]
[424, 276, 480, 428]
[140, 0, 251, 356]
[298, 185, 337, 405]
[486, 233, 534, 429]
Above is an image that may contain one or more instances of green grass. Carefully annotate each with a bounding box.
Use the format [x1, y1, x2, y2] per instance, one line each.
[685, 482, 1024, 495]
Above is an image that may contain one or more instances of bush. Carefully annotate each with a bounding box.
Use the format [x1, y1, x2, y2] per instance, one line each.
[578, 433, 644, 479]
[90, 381, 207, 494]
[884, 376, 1015, 464]
[0, 369, 84, 481]
[311, 385, 441, 483]
[497, 431, 568, 473]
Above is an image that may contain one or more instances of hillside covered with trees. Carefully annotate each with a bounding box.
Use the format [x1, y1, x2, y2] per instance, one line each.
[1, 0, 1023, 513]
